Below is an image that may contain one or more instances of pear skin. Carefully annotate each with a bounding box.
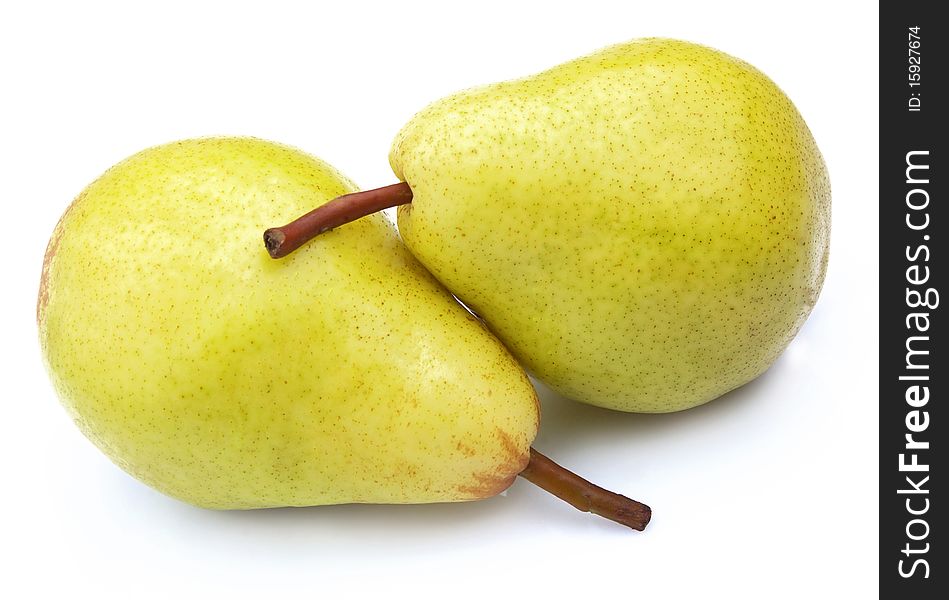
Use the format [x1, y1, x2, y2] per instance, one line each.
[387, 38, 830, 413]
[38, 138, 539, 508]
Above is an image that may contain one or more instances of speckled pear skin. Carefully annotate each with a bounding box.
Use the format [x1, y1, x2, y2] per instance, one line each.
[38, 137, 538, 508]
[390, 38, 830, 413]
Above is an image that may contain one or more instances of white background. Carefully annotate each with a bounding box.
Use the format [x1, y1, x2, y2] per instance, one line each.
[1, 1, 878, 598]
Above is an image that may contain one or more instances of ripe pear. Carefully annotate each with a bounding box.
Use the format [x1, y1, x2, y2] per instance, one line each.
[269, 38, 830, 413]
[39, 137, 649, 528]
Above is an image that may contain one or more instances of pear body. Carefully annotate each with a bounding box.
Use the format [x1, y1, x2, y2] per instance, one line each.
[390, 38, 830, 413]
[39, 137, 538, 508]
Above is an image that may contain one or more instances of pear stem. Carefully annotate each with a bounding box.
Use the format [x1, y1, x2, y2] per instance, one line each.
[520, 448, 651, 531]
[264, 182, 414, 258]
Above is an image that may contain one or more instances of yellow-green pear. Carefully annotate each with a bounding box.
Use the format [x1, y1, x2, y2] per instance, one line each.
[270, 38, 830, 413]
[39, 138, 649, 529]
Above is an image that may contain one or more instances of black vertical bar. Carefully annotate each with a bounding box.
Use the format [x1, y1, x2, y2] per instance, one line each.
[880, 1, 942, 595]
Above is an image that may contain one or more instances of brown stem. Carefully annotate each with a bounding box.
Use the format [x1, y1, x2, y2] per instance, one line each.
[264, 182, 414, 258]
[519, 448, 651, 531]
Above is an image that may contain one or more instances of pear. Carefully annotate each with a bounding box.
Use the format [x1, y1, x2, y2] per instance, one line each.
[268, 38, 830, 413]
[39, 137, 649, 528]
